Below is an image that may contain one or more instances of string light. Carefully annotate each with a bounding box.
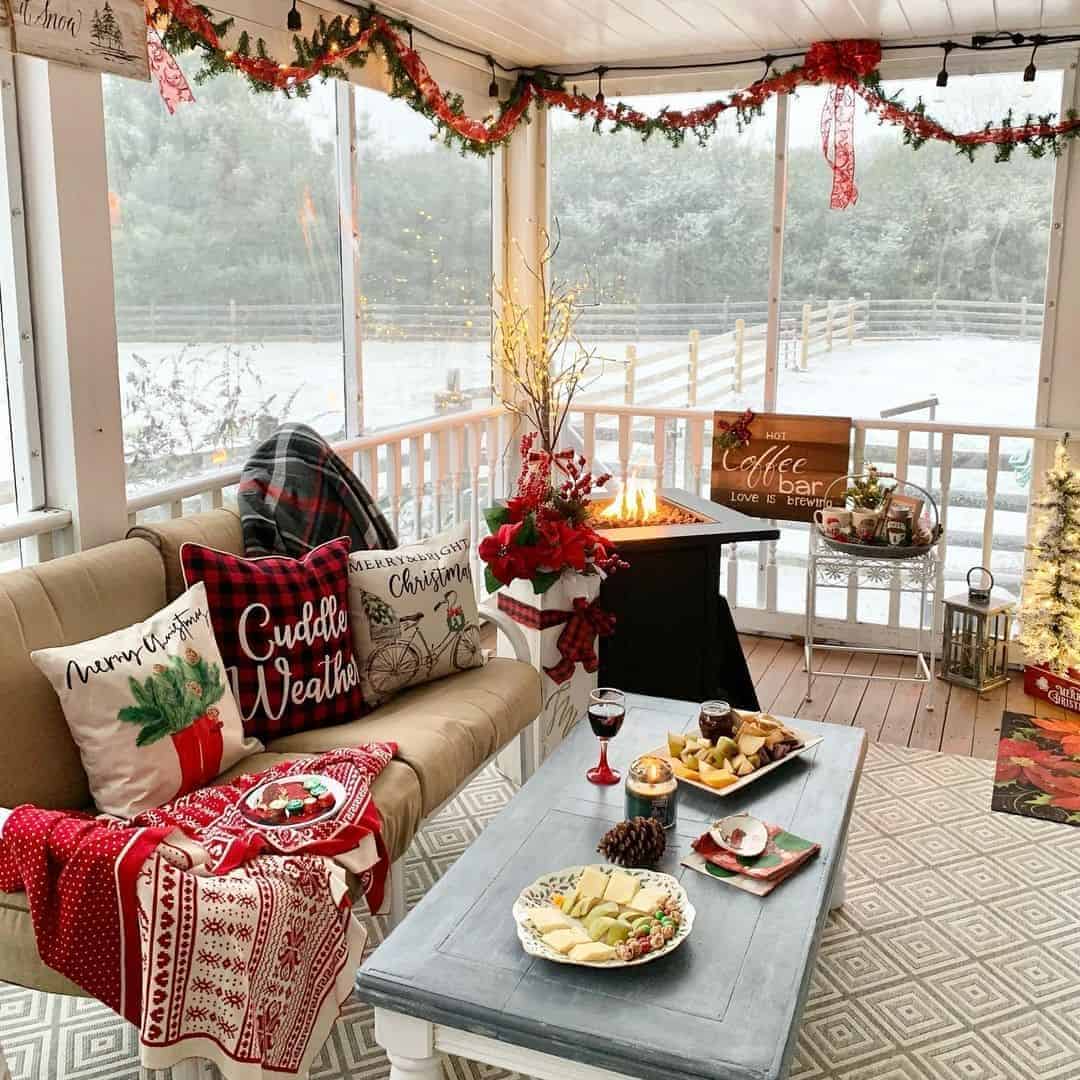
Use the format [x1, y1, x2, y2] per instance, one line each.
[936, 42, 954, 88]
[1024, 37, 1044, 82]
[286, 0, 301, 31]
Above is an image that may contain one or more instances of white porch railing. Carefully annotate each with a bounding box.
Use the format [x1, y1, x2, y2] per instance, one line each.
[3, 401, 1064, 655]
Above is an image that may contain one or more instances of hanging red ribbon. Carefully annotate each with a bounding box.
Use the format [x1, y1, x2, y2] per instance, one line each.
[147, 26, 195, 115]
[803, 40, 882, 209]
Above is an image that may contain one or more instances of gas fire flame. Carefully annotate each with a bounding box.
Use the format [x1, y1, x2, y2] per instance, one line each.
[600, 477, 659, 522]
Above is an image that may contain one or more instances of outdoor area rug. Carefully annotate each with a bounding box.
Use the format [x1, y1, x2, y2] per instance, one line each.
[993, 709, 1080, 827]
[4, 741, 1080, 1080]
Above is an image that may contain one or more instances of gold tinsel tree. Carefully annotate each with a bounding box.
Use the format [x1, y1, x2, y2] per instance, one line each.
[1021, 439, 1080, 674]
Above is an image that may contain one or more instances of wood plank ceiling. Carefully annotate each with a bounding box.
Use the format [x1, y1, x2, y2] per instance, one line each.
[373, 0, 1080, 67]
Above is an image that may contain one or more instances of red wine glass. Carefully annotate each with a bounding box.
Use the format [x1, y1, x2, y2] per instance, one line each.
[586, 688, 625, 785]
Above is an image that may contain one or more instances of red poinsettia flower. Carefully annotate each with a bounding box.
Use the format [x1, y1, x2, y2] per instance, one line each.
[995, 737, 1080, 785]
[1016, 761, 1080, 811]
[1031, 715, 1080, 757]
[503, 495, 536, 523]
[536, 519, 589, 572]
[478, 522, 535, 585]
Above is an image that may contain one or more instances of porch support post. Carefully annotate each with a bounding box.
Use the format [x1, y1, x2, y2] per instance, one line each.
[15, 57, 126, 551]
[1039, 58, 1079, 432]
[336, 81, 364, 436]
[495, 103, 549, 476]
[762, 92, 789, 413]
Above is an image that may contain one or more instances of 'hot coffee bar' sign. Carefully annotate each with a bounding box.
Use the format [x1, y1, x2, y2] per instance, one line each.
[710, 411, 852, 523]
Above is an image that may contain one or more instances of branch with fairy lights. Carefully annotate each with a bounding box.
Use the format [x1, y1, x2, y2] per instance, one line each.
[147, 0, 1080, 207]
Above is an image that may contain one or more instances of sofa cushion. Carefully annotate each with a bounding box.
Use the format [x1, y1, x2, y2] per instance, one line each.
[266, 658, 541, 814]
[216, 751, 423, 865]
[0, 890, 88, 996]
[129, 508, 244, 603]
[0, 537, 167, 810]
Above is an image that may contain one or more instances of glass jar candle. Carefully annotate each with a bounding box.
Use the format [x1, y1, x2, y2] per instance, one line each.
[624, 755, 678, 831]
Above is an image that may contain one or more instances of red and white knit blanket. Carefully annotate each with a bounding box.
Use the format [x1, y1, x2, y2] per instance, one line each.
[0, 744, 395, 1079]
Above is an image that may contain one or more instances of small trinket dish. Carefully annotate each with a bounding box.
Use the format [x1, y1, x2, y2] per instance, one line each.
[709, 813, 768, 857]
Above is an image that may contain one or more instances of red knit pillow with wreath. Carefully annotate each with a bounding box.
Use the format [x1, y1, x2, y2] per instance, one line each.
[180, 537, 364, 742]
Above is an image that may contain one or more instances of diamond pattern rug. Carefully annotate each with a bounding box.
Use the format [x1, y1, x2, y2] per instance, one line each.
[4, 742, 1080, 1080]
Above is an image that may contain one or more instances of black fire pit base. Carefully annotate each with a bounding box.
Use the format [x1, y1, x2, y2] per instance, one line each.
[595, 489, 780, 710]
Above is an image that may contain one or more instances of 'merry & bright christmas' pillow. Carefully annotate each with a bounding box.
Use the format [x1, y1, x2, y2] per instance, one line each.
[30, 582, 260, 819]
[348, 524, 483, 707]
[181, 536, 365, 741]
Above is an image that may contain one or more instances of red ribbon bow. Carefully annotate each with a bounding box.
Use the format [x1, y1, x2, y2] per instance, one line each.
[803, 40, 883, 211]
[543, 597, 617, 685]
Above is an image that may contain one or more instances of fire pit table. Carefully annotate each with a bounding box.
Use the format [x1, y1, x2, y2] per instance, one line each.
[589, 488, 780, 708]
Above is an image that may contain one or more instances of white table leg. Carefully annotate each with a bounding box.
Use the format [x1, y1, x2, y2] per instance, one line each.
[375, 1009, 443, 1080]
[388, 857, 408, 929]
[830, 841, 848, 911]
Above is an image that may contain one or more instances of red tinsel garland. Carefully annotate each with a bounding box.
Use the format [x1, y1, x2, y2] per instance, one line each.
[149, 0, 1080, 198]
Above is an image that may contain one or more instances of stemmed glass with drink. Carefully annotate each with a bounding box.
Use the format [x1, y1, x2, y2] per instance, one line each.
[586, 688, 626, 785]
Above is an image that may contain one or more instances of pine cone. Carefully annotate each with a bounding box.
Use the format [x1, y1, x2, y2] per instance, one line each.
[597, 817, 666, 868]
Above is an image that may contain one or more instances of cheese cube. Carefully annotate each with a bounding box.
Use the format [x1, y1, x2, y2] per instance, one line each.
[542, 927, 590, 954]
[528, 907, 571, 933]
[602, 870, 640, 906]
[577, 866, 609, 899]
[569, 942, 616, 963]
[627, 887, 669, 914]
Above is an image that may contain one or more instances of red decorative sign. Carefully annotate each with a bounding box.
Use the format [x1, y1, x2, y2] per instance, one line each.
[1025, 664, 1080, 715]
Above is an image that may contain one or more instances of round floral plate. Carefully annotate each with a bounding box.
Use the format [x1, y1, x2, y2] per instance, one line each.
[239, 773, 347, 829]
[512, 864, 695, 968]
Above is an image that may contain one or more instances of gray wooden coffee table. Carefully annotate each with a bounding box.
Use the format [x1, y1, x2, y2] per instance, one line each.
[356, 694, 866, 1080]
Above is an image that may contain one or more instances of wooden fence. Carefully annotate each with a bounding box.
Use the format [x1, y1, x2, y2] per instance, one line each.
[114, 295, 1045, 346]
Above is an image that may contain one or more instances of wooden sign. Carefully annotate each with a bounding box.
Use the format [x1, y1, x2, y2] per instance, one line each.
[13, 0, 149, 81]
[710, 412, 852, 523]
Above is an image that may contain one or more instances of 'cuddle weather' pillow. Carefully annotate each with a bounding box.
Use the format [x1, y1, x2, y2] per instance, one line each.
[30, 582, 260, 819]
[348, 524, 483, 707]
[181, 536, 365, 742]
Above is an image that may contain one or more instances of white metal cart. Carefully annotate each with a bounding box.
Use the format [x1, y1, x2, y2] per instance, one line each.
[805, 474, 942, 712]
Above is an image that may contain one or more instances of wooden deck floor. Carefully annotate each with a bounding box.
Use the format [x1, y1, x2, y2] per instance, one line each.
[739, 633, 1064, 761]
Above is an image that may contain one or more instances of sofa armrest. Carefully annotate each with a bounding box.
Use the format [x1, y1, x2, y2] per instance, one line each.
[478, 600, 531, 664]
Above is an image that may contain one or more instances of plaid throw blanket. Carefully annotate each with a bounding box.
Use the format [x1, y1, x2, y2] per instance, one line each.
[239, 423, 396, 557]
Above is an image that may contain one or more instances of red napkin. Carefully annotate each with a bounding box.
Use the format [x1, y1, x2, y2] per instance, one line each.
[692, 823, 819, 883]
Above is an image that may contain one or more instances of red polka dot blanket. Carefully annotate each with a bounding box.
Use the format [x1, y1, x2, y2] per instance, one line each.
[0, 744, 395, 1079]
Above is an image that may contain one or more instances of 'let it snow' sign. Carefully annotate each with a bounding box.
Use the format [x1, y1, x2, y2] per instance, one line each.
[13, 0, 149, 81]
[710, 411, 852, 523]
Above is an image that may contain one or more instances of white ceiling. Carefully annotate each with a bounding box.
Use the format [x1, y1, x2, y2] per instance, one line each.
[375, 0, 1080, 67]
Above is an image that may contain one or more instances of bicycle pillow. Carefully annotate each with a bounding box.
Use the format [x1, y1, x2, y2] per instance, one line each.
[348, 524, 484, 708]
[180, 536, 365, 742]
[30, 582, 260, 818]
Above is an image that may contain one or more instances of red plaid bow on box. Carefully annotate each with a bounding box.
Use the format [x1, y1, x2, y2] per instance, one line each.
[498, 593, 616, 684]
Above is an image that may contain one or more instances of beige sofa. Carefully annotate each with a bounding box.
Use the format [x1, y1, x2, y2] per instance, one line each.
[0, 509, 541, 1003]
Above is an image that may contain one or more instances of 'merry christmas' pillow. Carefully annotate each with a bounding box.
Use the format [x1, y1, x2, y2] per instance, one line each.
[348, 525, 483, 707]
[30, 582, 259, 819]
[181, 536, 364, 741]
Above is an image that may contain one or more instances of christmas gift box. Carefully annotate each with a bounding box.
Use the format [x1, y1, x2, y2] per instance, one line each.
[1024, 664, 1080, 715]
[495, 572, 610, 782]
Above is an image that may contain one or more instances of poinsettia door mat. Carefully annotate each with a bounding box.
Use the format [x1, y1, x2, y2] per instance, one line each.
[993, 709, 1080, 826]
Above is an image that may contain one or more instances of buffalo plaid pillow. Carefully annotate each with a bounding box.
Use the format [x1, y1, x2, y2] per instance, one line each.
[180, 537, 365, 742]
